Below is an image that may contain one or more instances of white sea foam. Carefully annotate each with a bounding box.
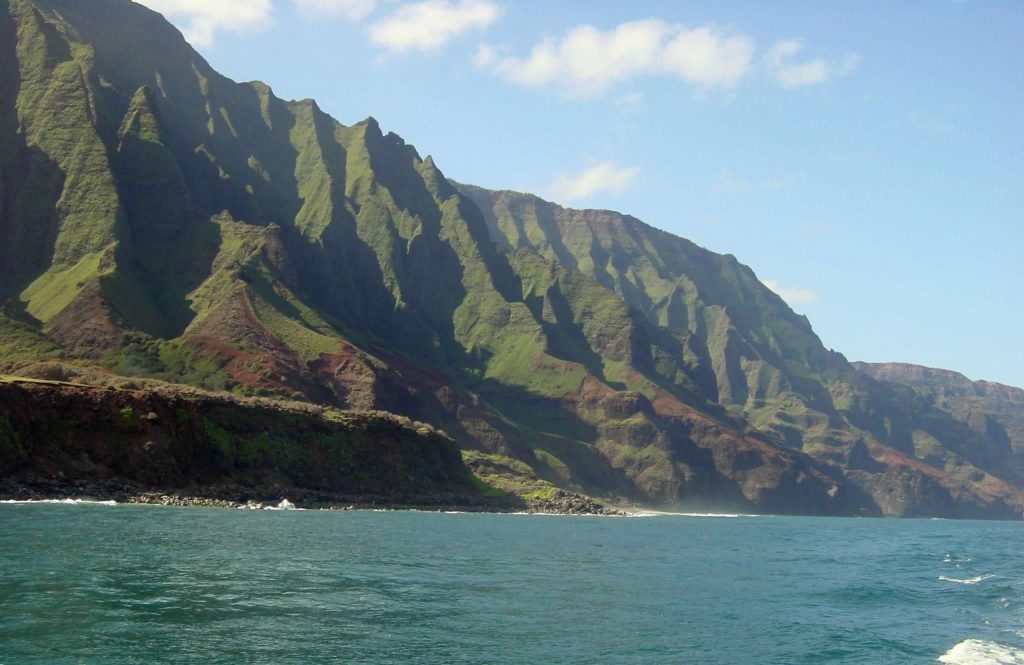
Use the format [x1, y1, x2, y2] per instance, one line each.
[628, 511, 753, 518]
[506, 512, 617, 517]
[512, 512, 583, 517]
[937, 639, 1024, 664]
[264, 498, 300, 511]
[0, 498, 118, 506]
[938, 574, 996, 585]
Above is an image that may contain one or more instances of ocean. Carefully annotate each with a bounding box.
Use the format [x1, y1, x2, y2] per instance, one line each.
[0, 503, 1021, 664]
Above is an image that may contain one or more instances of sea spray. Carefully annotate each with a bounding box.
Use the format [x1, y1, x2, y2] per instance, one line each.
[938, 639, 1024, 664]
[939, 574, 997, 585]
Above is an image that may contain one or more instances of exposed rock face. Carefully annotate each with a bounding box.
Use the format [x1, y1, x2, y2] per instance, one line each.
[0, 0, 1021, 518]
[526, 490, 624, 516]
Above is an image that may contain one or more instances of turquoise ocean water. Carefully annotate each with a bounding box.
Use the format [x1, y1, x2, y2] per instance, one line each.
[0, 503, 1021, 664]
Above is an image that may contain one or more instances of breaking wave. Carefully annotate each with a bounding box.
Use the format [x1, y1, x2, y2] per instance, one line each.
[0, 498, 118, 506]
[939, 574, 996, 585]
[264, 498, 300, 511]
[628, 511, 757, 518]
[937, 639, 1024, 664]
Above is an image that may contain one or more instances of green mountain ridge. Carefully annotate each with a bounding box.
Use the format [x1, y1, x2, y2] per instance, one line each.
[1, 0, 1021, 518]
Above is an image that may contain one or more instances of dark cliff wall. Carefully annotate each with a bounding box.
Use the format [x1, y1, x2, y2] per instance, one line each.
[0, 378, 477, 498]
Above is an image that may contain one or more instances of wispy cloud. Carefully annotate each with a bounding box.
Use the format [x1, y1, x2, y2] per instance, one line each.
[614, 91, 646, 113]
[136, 0, 272, 47]
[764, 279, 819, 307]
[480, 20, 754, 99]
[908, 104, 967, 134]
[764, 39, 859, 89]
[711, 168, 799, 195]
[473, 42, 497, 67]
[370, 0, 499, 54]
[294, 0, 376, 20]
[549, 161, 640, 203]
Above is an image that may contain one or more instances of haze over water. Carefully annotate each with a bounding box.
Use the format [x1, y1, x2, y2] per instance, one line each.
[1, 504, 1021, 664]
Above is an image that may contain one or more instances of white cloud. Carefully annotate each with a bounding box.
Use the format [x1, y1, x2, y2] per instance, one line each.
[484, 20, 754, 98]
[294, 0, 376, 20]
[774, 59, 830, 88]
[473, 43, 496, 67]
[549, 161, 640, 203]
[764, 39, 800, 67]
[370, 0, 500, 53]
[136, 0, 272, 47]
[765, 39, 859, 89]
[764, 280, 819, 307]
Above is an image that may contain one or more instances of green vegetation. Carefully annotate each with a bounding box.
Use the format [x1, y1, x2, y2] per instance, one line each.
[0, 316, 61, 365]
[464, 470, 509, 498]
[244, 263, 345, 362]
[461, 450, 558, 500]
[118, 406, 135, 429]
[0, 413, 25, 460]
[102, 334, 235, 393]
[21, 252, 108, 322]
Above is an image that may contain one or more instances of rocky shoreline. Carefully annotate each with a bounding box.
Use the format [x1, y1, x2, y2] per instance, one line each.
[525, 489, 626, 516]
[0, 475, 626, 515]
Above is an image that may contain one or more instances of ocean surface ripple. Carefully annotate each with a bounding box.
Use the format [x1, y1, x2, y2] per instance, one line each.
[0, 505, 1021, 664]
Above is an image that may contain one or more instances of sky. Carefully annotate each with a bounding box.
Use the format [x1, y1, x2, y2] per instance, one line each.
[137, 0, 1024, 387]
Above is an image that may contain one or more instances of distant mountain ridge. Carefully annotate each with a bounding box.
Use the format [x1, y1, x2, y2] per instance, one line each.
[853, 361, 1024, 486]
[1, 0, 1021, 518]
[854, 362, 1024, 403]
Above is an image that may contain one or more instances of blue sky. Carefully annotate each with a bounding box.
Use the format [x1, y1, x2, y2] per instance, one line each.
[139, 0, 1024, 387]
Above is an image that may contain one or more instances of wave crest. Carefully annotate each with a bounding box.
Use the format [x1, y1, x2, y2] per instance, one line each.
[0, 498, 118, 506]
[938, 639, 1024, 664]
[938, 575, 996, 585]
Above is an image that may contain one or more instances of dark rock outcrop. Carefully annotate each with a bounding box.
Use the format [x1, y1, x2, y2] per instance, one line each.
[0, 377, 481, 501]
